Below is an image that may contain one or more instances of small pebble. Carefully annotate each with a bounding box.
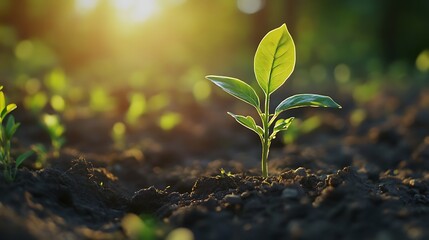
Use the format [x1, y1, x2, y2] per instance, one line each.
[243, 198, 263, 211]
[281, 188, 299, 199]
[294, 167, 307, 177]
[240, 191, 251, 198]
[223, 194, 242, 205]
[326, 174, 342, 187]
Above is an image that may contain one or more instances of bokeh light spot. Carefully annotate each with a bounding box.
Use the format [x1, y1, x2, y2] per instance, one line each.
[75, 0, 98, 14]
[24, 92, 48, 113]
[112, 122, 126, 149]
[45, 68, 67, 94]
[15, 40, 34, 60]
[350, 108, 366, 127]
[126, 93, 146, 125]
[110, 0, 160, 23]
[148, 94, 169, 112]
[112, 122, 126, 136]
[25, 78, 41, 95]
[237, 0, 264, 14]
[90, 88, 115, 112]
[334, 64, 351, 83]
[51, 95, 66, 112]
[193, 80, 211, 102]
[166, 228, 194, 240]
[121, 214, 145, 239]
[159, 112, 182, 130]
[416, 49, 429, 72]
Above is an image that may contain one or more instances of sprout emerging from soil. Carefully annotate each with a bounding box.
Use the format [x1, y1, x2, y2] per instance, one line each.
[41, 113, 65, 158]
[206, 24, 341, 177]
[0, 86, 33, 182]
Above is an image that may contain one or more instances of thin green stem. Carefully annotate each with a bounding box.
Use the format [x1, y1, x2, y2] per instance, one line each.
[269, 113, 279, 126]
[1, 124, 15, 182]
[261, 93, 271, 178]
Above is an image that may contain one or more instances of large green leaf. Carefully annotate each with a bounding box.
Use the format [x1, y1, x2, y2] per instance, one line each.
[254, 23, 296, 95]
[275, 94, 342, 115]
[206, 75, 260, 109]
[227, 112, 263, 137]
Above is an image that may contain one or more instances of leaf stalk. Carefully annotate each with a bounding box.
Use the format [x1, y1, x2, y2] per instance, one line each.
[261, 93, 270, 178]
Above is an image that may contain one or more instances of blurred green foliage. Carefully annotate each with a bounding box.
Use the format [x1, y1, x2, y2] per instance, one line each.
[0, 0, 427, 118]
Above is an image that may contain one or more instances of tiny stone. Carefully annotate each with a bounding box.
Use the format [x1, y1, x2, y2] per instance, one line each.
[243, 198, 263, 211]
[223, 194, 242, 205]
[375, 231, 393, 240]
[288, 221, 303, 238]
[240, 191, 251, 198]
[326, 174, 342, 187]
[294, 167, 307, 177]
[281, 188, 299, 199]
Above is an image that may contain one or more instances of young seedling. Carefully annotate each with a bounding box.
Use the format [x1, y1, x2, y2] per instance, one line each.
[0, 86, 33, 182]
[41, 113, 65, 158]
[31, 143, 48, 169]
[206, 24, 341, 178]
[218, 168, 233, 178]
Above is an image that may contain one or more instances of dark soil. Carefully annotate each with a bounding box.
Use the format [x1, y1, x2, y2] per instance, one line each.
[1, 88, 429, 240]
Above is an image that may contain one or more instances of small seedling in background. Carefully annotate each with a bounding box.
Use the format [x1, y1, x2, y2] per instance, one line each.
[0, 86, 33, 182]
[159, 112, 182, 131]
[41, 113, 65, 158]
[206, 24, 341, 178]
[24, 91, 48, 114]
[90, 87, 115, 112]
[219, 168, 233, 178]
[111, 122, 126, 149]
[31, 143, 48, 169]
[125, 92, 146, 126]
[280, 116, 322, 144]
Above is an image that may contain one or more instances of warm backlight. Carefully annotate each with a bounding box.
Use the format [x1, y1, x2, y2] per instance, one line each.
[110, 0, 160, 23]
[75, 0, 161, 24]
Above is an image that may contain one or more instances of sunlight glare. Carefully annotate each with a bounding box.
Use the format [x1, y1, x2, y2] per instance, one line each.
[237, 0, 264, 14]
[110, 0, 161, 24]
[75, 0, 98, 14]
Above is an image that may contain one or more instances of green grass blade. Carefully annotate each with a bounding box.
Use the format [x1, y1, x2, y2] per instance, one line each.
[206, 75, 260, 109]
[5, 116, 20, 139]
[15, 151, 33, 168]
[254, 23, 296, 95]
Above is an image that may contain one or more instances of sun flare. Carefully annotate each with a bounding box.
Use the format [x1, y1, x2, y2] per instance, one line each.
[111, 0, 160, 24]
[75, 0, 161, 24]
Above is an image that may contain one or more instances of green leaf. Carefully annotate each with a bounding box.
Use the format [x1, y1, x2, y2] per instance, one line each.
[15, 151, 33, 168]
[5, 116, 20, 139]
[254, 23, 296, 95]
[270, 117, 294, 139]
[206, 75, 260, 109]
[275, 94, 342, 115]
[0, 91, 5, 111]
[1, 103, 17, 120]
[227, 112, 263, 137]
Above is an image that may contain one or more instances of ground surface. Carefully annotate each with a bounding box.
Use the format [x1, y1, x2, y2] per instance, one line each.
[1, 87, 429, 240]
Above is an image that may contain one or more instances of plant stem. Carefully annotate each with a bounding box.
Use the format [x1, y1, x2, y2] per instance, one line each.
[261, 93, 270, 178]
[1, 125, 15, 182]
